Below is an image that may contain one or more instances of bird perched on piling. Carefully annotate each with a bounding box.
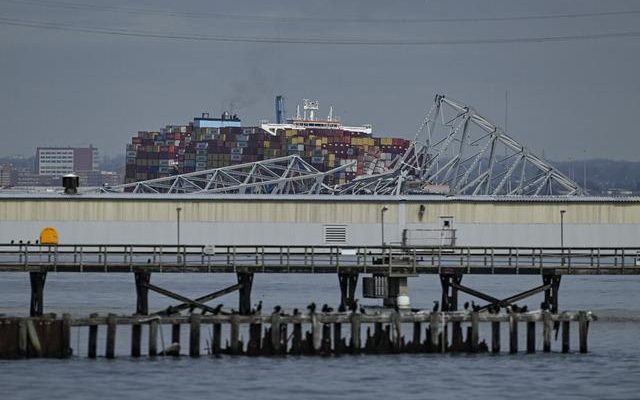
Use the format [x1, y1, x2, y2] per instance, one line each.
[273, 305, 282, 315]
[540, 302, 550, 311]
[463, 301, 470, 311]
[520, 305, 528, 313]
[307, 302, 316, 313]
[338, 303, 346, 313]
[256, 300, 262, 313]
[321, 304, 333, 313]
[359, 305, 366, 314]
[10, 240, 14, 244]
[35, 240, 39, 245]
[147, 258, 151, 264]
[471, 301, 481, 312]
[432, 301, 439, 312]
[293, 308, 300, 316]
[212, 304, 224, 315]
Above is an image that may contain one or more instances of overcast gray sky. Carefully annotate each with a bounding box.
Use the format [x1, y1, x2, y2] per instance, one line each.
[1, 0, 639, 160]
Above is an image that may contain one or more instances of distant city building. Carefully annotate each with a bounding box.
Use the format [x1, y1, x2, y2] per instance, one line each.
[36, 146, 99, 176]
[16, 168, 56, 186]
[102, 171, 123, 187]
[0, 164, 17, 188]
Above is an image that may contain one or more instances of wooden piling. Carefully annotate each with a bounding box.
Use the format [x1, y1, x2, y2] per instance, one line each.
[106, 314, 116, 359]
[491, 321, 500, 353]
[248, 323, 262, 355]
[61, 314, 71, 357]
[148, 319, 158, 357]
[509, 314, 518, 353]
[88, 313, 98, 359]
[470, 312, 479, 353]
[189, 314, 200, 357]
[18, 319, 27, 356]
[578, 311, 589, 353]
[131, 323, 141, 357]
[562, 320, 570, 353]
[311, 313, 321, 352]
[542, 311, 552, 352]
[280, 323, 288, 355]
[271, 314, 281, 354]
[333, 323, 342, 355]
[212, 323, 221, 355]
[526, 320, 536, 353]
[412, 322, 422, 352]
[350, 313, 361, 353]
[391, 312, 402, 352]
[230, 314, 240, 354]
[290, 322, 302, 355]
[430, 312, 440, 352]
[321, 323, 331, 355]
[26, 320, 41, 357]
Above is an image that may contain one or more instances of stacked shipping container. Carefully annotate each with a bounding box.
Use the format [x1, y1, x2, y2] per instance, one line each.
[125, 119, 409, 185]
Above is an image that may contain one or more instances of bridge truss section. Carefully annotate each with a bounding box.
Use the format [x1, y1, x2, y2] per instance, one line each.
[338, 94, 585, 196]
[101, 155, 352, 195]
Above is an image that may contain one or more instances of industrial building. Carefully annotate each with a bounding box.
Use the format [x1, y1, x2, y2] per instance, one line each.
[1, 193, 639, 247]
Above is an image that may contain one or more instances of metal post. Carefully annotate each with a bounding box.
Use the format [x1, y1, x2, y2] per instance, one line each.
[338, 273, 358, 309]
[176, 207, 182, 245]
[176, 207, 182, 263]
[381, 205, 388, 247]
[560, 209, 566, 266]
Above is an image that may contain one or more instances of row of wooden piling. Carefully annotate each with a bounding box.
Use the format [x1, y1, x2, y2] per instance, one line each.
[0, 310, 595, 359]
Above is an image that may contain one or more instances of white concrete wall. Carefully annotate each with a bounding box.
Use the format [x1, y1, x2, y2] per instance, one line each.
[1, 195, 639, 247]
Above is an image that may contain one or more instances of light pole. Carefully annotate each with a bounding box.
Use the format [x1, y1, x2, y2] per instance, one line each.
[176, 207, 182, 261]
[381, 205, 389, 247]
[560, 209, 566, 265]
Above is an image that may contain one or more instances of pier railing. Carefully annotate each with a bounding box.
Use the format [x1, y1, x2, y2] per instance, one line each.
[0, 244, 639, 274]
[1, 243, 639, 275]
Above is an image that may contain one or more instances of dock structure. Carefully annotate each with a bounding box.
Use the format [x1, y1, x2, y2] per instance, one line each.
[0, 243, 638, 317]
[0, 310, 595, 359]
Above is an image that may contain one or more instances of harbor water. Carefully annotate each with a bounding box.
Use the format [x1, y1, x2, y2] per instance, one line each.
[0, 273, 639, 399]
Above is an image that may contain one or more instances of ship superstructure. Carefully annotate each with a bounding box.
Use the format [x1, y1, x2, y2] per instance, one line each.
[260, 99, 372, 135]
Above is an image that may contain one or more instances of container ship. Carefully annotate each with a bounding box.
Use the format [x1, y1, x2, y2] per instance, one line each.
[125, 97, 410, 185]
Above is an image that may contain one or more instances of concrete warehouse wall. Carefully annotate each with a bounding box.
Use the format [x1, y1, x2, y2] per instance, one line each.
[1, 195, 639, 247]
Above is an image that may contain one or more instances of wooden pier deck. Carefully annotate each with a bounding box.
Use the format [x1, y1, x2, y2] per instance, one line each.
[0, 310, 596, 359]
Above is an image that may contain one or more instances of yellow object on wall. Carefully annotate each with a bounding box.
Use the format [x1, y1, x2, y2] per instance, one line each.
[40, 227, 59, 245]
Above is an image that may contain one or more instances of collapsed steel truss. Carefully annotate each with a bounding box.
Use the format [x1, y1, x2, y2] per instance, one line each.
[337, 94, 584, 196]
[101, 155, 352, 194]
[103, 94, 583, 196]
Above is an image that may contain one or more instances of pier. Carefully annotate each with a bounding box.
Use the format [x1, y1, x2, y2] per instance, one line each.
[0, 243, 620, 358]
[0, 310, 595, 359]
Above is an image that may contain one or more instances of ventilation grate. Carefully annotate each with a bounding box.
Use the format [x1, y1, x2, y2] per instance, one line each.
[324, 225, 347, 244]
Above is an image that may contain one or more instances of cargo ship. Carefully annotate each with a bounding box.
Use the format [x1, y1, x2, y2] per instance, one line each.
[125, 98, 410, 185]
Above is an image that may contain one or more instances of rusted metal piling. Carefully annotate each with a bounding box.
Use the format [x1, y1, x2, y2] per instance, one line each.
[0, 310, 596, 359]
